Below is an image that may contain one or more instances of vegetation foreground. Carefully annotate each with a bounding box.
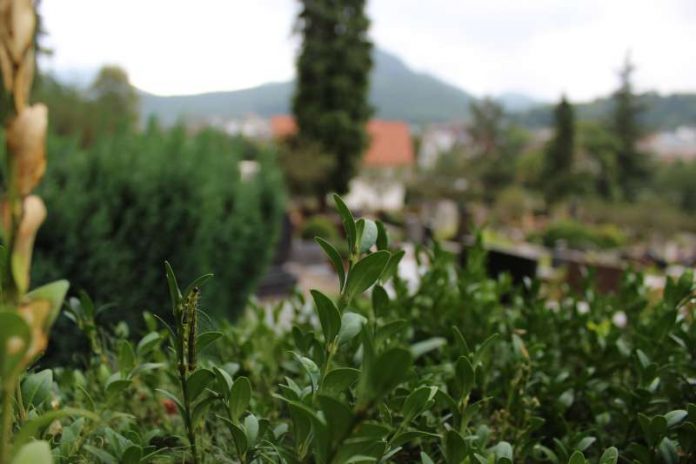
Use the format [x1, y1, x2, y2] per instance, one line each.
[0, 195, 693, 463]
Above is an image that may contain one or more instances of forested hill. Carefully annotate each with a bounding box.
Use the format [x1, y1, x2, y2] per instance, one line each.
[510, 92, 696, 131]
[139, 48, 696, 129]
[139, 49, 476, 125]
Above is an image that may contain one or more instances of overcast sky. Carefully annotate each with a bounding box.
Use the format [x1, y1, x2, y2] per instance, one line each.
[40, 0, 696, 102]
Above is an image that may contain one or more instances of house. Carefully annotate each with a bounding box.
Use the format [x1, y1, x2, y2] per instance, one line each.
[270, 115, 415, 211]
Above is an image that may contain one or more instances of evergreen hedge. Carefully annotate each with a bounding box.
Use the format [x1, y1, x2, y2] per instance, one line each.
[32, 125, 284, 327]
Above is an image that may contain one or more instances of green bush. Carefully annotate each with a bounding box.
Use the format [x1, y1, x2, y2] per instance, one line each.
[6, 197, 695, 463]
[32, 125, 284, 325]
[538, 219, 626, 250]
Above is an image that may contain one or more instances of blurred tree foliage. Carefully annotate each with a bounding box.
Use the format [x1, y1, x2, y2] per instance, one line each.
[292, 0, 373, 202]
[543, 96, 576, 203]
[277, 136, 335, 202]
[34, 65, 137, 147]
[611, 55, 650, 200]
[468, 98, 527, 202]
[30, 126, 283, 329]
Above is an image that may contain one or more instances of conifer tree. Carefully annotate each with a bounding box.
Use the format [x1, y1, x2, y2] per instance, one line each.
[612, 55, 647, 200]
[292, 0, 373, 202]
[544, 95, 575, 203]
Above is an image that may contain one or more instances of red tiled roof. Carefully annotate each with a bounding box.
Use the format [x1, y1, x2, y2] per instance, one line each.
[270, 115, 414, 168]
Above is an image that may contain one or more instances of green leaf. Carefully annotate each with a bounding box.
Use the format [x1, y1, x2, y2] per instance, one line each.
[105, 375, 131, 398]
[658, 438, 678, 464]
[83, 445, 116, 464]
[192, 396, 217, 424]
[121, 446, 143, 464]
[212, 366, 234, 397]
[228, 420, 248, 456]
[598, 447, 619, 464]
[445, 429, 467, 464]
[182, 273, 214, 299]
[318, 394, 354, 444]
[186, 368, 215, 402]
[334, 194, 357, 253]
[494, 441, 513, 463]
[677, 423, 696, 453]
[11, 441, 52, 464]
[118, 341, 136, 375]
[244, 413, 259, 447]
[455, 355, 475, 397]
[338, 312, 367, 345]
[568, 450, 587, 464]
[344, 250, 391, 303]
[21, 369, 53, 410]
[13, 408, 100, 451]
[402, 386, 437, 420]
[371, 285, 389, 318]
[367, 347, 412, 401]
[316, 237, 346, 291]
[452, 326, 471, 356]
[136, 332, 161, 356]
[575, 436, 596, 452]
[229, 376, 252, 421]
[24, 280, 70, 328]
[410, 337, 446, 359]
[357, 218, 378, 253]
[196, 331, 222, 353]
[376, 220, 389, 250]
[665, 409, 687, 427]
[164, 261, 182, 315]
[639, 413, 667, 446]
[322, 367, 360, 396]
[420, 452, 435, 464]
[311, 290, 341, 342]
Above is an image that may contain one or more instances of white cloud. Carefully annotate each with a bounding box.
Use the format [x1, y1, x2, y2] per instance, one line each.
[40, 0, 696, 101]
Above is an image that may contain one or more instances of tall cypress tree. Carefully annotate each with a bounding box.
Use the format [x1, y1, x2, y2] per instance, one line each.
[292, 0, 373, 200]
[544, 95, 575, 203]
[612, 55, 647, 200]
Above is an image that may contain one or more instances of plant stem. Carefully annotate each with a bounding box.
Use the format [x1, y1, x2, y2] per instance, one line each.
[179, 369, 199, 464]
[14, 384, 25, 425]
[0, 385, 14, 464]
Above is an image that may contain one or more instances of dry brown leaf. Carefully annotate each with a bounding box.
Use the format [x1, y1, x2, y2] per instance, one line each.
[12, 195, 46, 293]
[7, 0, 34, 62]
[7, 103, 48, 195]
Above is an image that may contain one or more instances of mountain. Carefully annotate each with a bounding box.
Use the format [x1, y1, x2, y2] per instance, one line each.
[496, 92, 542, 112]
[511, 92, 696, 131]
[139, 49, 475, 125]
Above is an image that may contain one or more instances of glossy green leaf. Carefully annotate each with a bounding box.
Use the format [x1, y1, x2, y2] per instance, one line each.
[334, 194, 357, 254]
[338, 312, 367, 345]
[316, 236, 346, 291]
[196, 331, 223, 353]
[322, 367, 360, 395]
[598, 447, 619, 464]
[357, 218, 378, 253]
[410, 337, 446, 359]
[375, 220, 389, 250]
[367, 347, 412, 401]
[186, 368, 215, 401]
[311, 290, 341, 342]
[21, 369, 53, 410]
[568, 450, 587, 464]
[229, 376, 252, 421]
[344, 250, 391, 303]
